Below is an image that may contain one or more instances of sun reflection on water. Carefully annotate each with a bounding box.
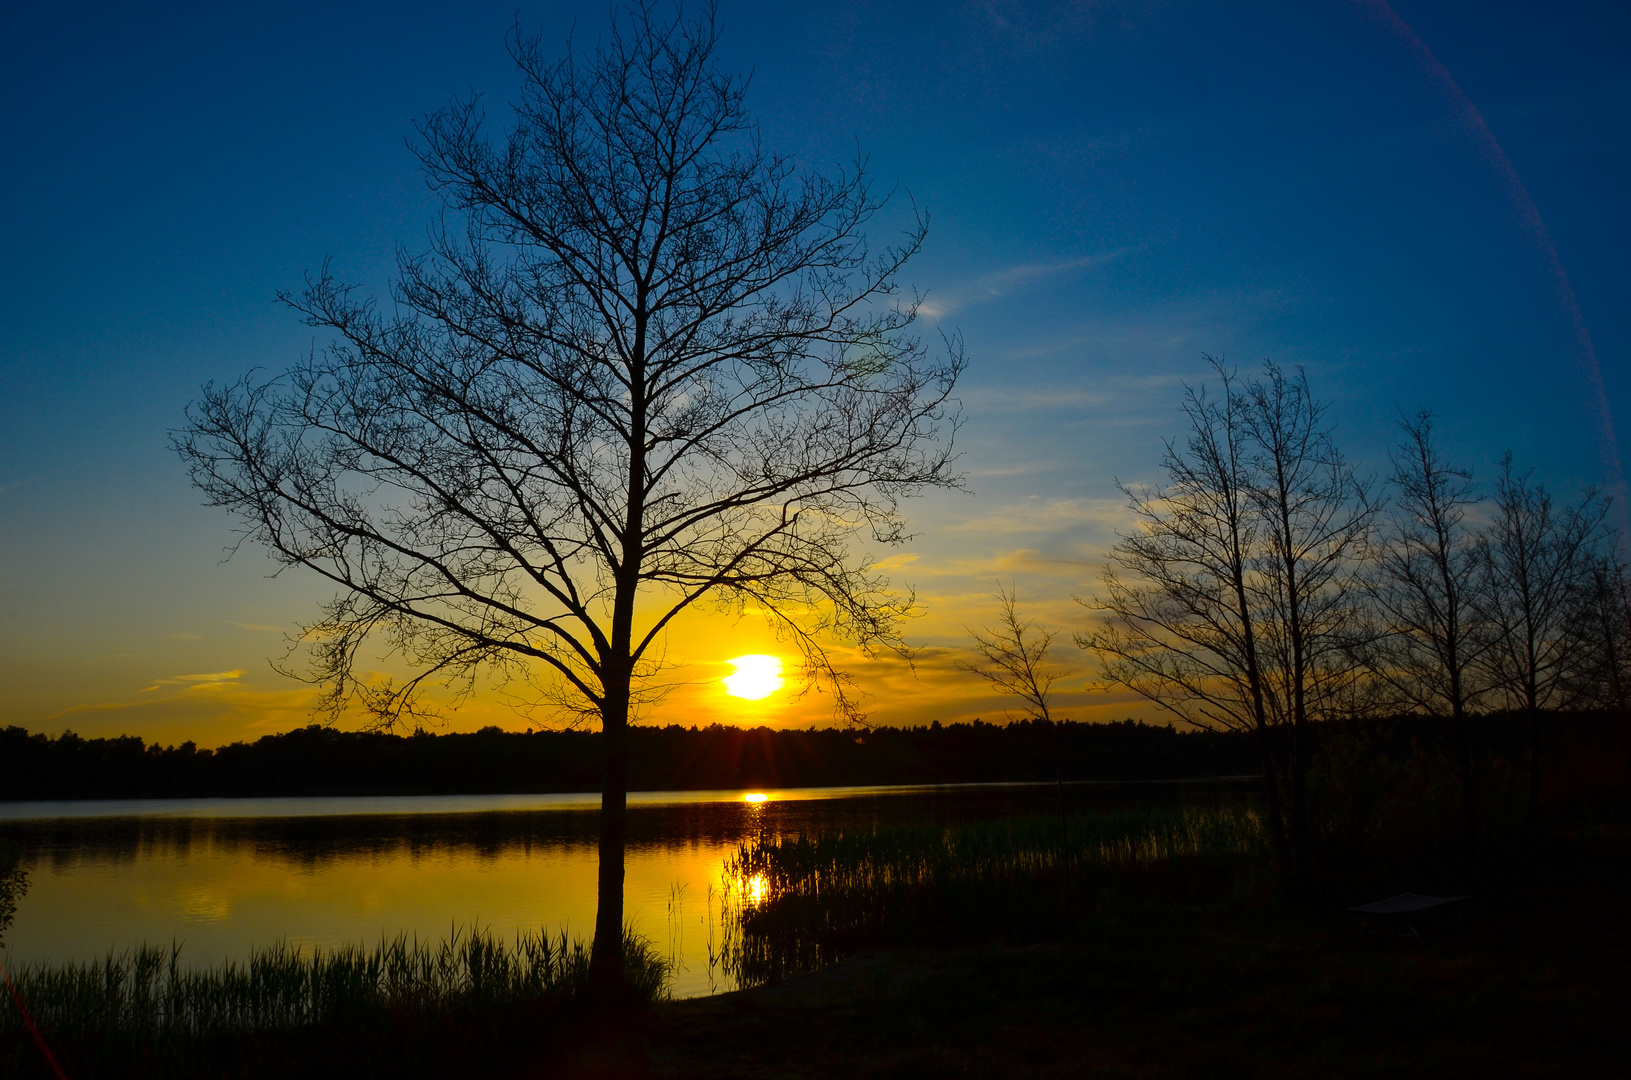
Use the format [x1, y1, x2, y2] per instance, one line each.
[742, 871, 770, 908]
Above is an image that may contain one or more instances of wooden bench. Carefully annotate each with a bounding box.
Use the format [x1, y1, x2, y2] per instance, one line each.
[1347, 893, 1468, 939]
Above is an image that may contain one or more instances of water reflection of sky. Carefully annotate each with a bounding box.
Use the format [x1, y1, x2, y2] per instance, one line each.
[0, 781, 1247, 998]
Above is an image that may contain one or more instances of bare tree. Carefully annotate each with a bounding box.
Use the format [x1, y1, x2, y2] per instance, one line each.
[1476, 454, 1607, 826]
[1360, 411, 1488, 849]
[960, 583, 1066, 725]
[177, 6, 961, 991]
[1078, 359, 1291, 864]
[962, 582, 1075, 886]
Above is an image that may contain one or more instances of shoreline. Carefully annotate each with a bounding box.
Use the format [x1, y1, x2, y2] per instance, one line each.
[0, 776, 1260, 820]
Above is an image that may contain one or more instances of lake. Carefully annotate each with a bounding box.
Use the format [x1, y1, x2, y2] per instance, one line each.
[0, 779, 1248, 999]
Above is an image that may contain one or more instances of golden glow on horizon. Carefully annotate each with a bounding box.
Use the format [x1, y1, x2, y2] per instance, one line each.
[743, 792, 768, 804]
[721, 655, 784, 700]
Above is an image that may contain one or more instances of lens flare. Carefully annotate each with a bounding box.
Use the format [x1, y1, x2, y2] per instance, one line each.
[722, 655, 784, 700]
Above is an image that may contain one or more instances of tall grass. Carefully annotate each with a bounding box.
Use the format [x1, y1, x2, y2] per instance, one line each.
[714, 807, 1268, 987]
[1, 925, 667, 1078]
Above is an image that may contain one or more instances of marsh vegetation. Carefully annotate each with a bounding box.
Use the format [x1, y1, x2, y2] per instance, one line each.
[713, 807, 1268, 988]
[0, 926, 666, 1078]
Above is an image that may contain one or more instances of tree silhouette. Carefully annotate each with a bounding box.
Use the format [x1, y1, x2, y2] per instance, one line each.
[960, 584, 1066, 726]
[1238, 363, 1375, 868]
[1081, 359, 1373, 869]
[1476, 454, 1606, 826]
[962, 583, 1075, 869]
[1361, 412, 1489, 851]
[177, 5, 961, 991]
[1568, 552, 1631, 779]
[1079, 360, 1290, 863]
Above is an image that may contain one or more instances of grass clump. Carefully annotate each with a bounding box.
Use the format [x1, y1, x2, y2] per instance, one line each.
[0, 925, 668, 1078]
[716, 807, 1268, 986]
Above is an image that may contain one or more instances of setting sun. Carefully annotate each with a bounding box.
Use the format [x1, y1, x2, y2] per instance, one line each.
[722, 655, 784, 700]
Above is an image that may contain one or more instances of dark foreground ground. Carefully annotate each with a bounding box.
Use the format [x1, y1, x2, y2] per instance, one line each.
[603, 831, 1631, 1079]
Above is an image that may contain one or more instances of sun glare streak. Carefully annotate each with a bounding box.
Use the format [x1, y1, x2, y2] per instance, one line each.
[743, 793, 769, 804]
[722, 655, 784, 700]
[1357, 0, 1626, 533]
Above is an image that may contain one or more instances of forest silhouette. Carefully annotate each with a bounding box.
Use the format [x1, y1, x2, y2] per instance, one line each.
[3, 710, 1618, 805]
[2, 719, 1252, 800]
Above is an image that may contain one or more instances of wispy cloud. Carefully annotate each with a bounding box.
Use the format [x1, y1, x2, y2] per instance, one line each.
[227, 621, 289, 634]
[939, 495, 1130, 537]
[45, 681, 319, 739]
[957, 386, 1115, 414]
[918, 251, 1125, 319]
[141, 669, 246, 692]
[981, 287, 1291, 366]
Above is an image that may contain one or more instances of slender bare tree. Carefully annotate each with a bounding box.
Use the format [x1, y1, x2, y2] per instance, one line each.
[176, 5, 962, 991]
[1238, 362, 1376, 868]
[1078, 359, 1291, 864]
[961, 583, 1066, 726]
[1359, 411, 1489, 849]
[1476, 454, 1607, 826]
[962, 583, 1076, 886]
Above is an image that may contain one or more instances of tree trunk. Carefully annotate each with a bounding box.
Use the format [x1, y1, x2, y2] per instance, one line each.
[589, 698, 629, 996]
[1228, 553, 1288, 867]
[1443, 596, 1477, 855]
[1280, 522, 1309, 877]
[592, 303, 646, 998]
[1289, 709, 1307, 875]
[1451, 696, 1478, 854]
[1255, 728, 1291, 865]
[1604, 620, 1631, 784]
[1618, 700, 1631, 788]
[1524, 693, 1542, 830]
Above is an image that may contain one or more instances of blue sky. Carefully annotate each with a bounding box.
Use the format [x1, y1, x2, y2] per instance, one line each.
[3, 1, 1628, 743]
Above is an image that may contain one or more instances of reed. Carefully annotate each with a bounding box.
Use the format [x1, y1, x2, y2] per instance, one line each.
[0, 925, 668, 1077]
[713, 807, 1269, 986]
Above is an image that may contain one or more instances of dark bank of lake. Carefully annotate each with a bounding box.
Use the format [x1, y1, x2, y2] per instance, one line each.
[0, 778, 1251, 999]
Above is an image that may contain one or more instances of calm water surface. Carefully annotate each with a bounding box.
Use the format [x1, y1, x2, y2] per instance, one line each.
[0, 780, 1246, 998]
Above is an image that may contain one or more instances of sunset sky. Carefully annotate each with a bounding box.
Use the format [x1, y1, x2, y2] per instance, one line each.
[3, 0, 1629, 746]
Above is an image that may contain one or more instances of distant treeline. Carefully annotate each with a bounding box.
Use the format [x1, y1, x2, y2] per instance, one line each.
[2, 712, 1614, 804]
[0, 719, 1266, 801]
